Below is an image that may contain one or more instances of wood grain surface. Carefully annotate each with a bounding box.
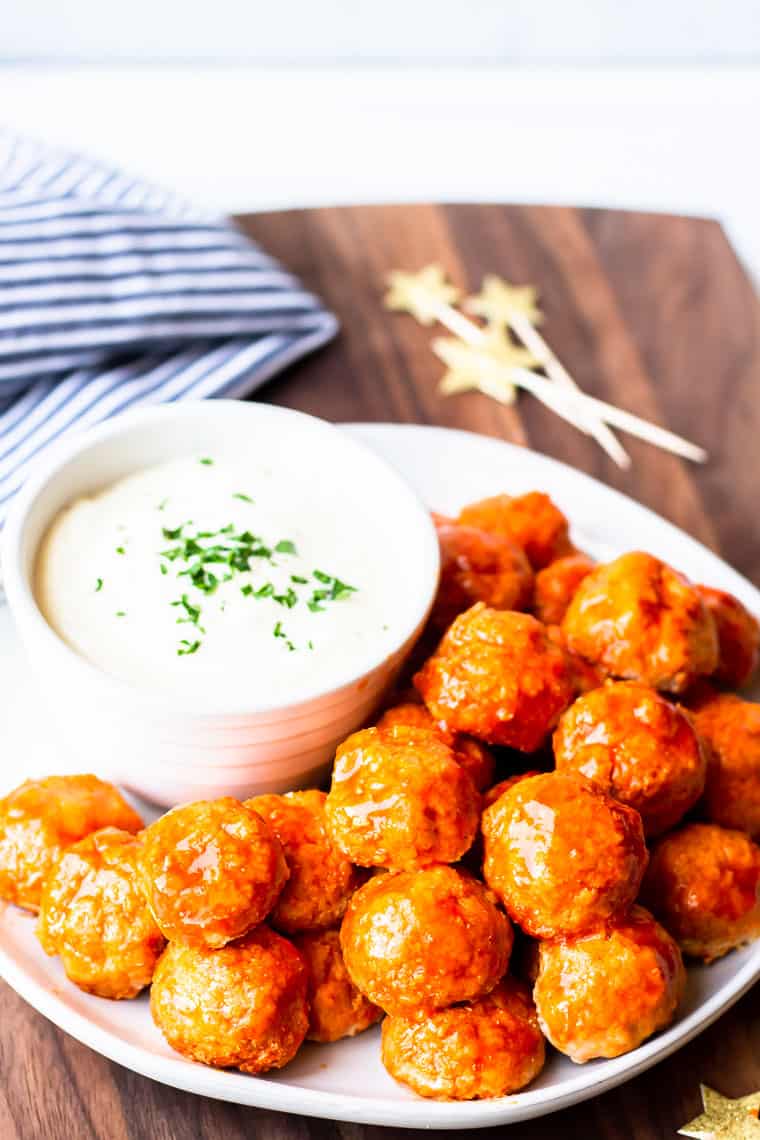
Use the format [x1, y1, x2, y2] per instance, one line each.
[1, 203, 758, 1139]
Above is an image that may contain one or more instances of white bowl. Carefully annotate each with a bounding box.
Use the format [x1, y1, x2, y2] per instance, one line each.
[1, 402, 439, 805]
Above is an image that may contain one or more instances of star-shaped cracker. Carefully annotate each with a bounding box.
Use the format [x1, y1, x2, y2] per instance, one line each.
[384, 265, 461, 326]
[464, 274, 543, 327]
[433, 327, 536, 405]
[679, 1085, 760, 1139]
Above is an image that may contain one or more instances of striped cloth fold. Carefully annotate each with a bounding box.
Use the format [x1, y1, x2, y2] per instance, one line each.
[0, 131, 339, 525]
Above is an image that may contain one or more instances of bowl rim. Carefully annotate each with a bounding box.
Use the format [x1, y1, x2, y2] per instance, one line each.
[1, 401, 439, 718]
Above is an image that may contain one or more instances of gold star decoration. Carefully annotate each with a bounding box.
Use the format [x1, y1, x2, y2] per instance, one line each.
[435, 346, 514, 405]
[384, 265, 461, 326]
[382, 263, 707, 466]
[434, 326, 538, 405]
[679, 1085, 760, 1139]
[464, 274, 543, 327]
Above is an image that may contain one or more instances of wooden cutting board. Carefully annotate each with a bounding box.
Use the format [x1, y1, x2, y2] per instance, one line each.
[2, 204, 759, 1140]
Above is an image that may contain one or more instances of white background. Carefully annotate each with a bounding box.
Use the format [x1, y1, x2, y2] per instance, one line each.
[4, 1, 759, 63]
[1, 2, 759, 273]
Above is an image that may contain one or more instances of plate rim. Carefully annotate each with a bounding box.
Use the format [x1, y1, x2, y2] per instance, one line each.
[1, 420, 758, 1130]
[1, 922, 759, 1130]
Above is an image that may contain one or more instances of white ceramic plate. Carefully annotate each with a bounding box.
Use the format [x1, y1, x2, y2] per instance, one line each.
[1, 422, 759, 1130]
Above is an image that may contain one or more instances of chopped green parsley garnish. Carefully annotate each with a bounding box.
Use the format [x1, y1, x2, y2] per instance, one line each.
[95, 578, 103, 592]
[199, 457, 214, 466]
[157, 498, 168, 511]
[115, 610, 126, 617]
[172, 594, 204, 631]
[159, 519, 357, 657]
[312, 570, 357, 600]
[307, 571, 357, 612]
[115, 546, 125, 555]
[273, 622, 296, 651]
[233, 492, 254, 503]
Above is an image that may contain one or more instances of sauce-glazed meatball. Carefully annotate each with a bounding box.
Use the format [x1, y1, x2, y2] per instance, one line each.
[414, 605, 574, 752]
[381, 977, 544, 1100]
[454, 737, 498, 793]
[37, 827, 164, 999]
[294, 928, 382, 1043]
[325, 725, 479, 870]
[376, 702, 496, 791]
[553, 682, 706, 837]
[150, 926, 308, 1073]
[545, 624, 606, 696]
[340, 865, 512, 1016]
[481, 772, 542, 811]
[137, 798, 287, 949]
[458, 492, 572, 570]
[534, 553, 595, 626]
[0, 774, 143, 912]
[641, 823, 760, 961]
[534, 906, 684, 1063]
[690, 691, 760, 838]
[462, 772, 541, 877]
[246, 790, 361, 934]
[482, 772, 647, 938]
[562, 552, 719, 694]
[697, 586, 760, 690]
[431, 519, 533, 631]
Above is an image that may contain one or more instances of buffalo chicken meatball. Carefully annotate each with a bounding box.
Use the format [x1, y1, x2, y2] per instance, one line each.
[414, 605, 574, 752]
[545, 624, 606, 695]
[150, 926, 308, 1073]
[482, 772, 647, 938]
[431, 519, 533, 631]
[340, 865, 512, 1016]
[562, 552, 719, 694]
[553, 682, 706, 836]
[697, 585, 760, 689]
[294, 928, 382, 1043]
[137, 798, 287, 949]
[376, 702, 496, 791]
[534, 906, 684, 1063]
[641, 823, 760, 961]
[325, 725, 479, 870]
[37, 827, 164, 999]
[246, 790, 361, 934]
[462, 772, 542, 876]
[690, 691, 760, 839]
[481, 772, 542, 811]
[534, 552, 595, 626]
[0, 774, 143, 912]
[381, 977, 544, 1100]
[458, 492, 572, 570]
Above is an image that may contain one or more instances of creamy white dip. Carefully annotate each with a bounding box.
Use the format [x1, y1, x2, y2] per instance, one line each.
[35, 455, 400, 705]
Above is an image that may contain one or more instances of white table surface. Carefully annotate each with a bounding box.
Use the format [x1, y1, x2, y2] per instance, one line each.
[1, 64, 758, 277]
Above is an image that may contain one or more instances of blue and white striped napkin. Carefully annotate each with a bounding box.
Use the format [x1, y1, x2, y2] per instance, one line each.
[0, 132, 338, 526]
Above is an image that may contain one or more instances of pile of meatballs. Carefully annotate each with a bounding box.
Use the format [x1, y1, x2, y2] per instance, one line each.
[1, 490, 760, 1103]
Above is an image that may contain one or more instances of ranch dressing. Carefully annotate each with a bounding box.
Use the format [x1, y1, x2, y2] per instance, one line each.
[35, 455, 397, 705]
